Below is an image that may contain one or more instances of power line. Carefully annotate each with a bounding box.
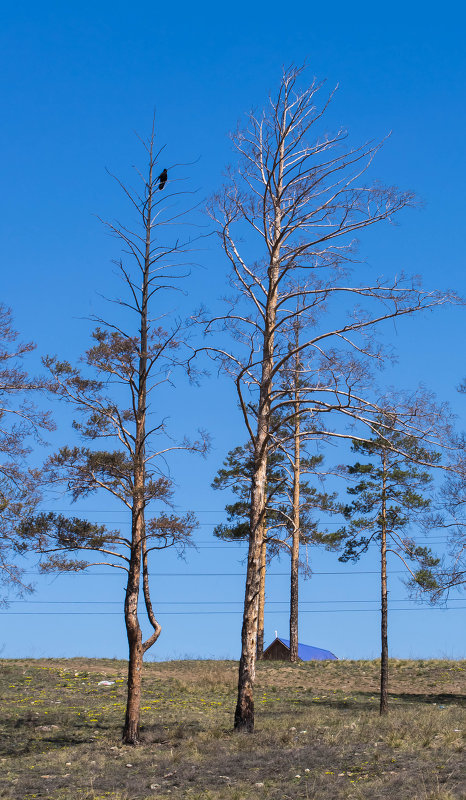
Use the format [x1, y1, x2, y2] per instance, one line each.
[24, 570, 408, 576]
[1, 607, 464, 616]
[34, 509, 230, 514]
[28, 510, 455, 533]
[7, 598, 466, 605]
[188, 543, 449, 549]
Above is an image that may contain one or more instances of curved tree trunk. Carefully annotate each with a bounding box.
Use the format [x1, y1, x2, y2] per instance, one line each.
[123, 593, 144, 743]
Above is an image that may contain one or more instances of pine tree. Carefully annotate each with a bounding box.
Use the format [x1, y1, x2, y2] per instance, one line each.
[0, 304, 53, 597]
[18, 127, 208, 744]
[204, 65, 453, 731]
[212, 429, 334, 659]
[338, 417, 441, 713]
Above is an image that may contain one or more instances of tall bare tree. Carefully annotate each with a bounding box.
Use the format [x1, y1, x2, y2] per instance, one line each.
[204, 66, 454, 731]
[20, 127, 208, 744]
[0, 304, 53, 597]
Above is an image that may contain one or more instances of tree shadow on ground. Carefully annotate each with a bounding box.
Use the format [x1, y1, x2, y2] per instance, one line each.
[0, 715, 113, 756]
[395, 691, 465, 706]
[261, 690, 465, 716]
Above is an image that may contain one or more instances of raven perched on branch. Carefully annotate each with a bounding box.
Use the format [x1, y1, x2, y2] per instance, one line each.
[157, 168, 168, 190]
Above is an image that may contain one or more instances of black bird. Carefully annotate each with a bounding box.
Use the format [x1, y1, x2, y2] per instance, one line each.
[157, 168, 168, 191]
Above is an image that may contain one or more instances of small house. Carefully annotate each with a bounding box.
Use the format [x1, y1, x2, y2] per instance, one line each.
[262, 636, 338, 661]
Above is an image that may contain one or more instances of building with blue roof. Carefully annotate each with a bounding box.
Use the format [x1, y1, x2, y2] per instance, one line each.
[263, 636, 338, 661]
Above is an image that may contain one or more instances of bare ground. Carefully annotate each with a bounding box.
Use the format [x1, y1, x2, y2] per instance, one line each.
[0, 658, 464, 800]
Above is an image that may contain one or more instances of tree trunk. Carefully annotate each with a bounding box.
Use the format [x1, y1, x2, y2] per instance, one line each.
[380, 450, 389, 715]
[290, 378, 300, 662]
[123, 488, 145, 743]
[234, 274, 278, 731]
[234, 424, 268, 732]
[256, 531, 267, 659]
[122, 146, 153, 743]
[123, 608, 144, 743]
[234, 107, 284, 733]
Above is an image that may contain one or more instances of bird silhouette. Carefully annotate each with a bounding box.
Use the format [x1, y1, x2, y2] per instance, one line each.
[157, 168, 168, 190]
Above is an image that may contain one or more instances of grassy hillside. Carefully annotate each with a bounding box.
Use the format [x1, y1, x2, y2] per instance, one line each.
[1, 658, 464, 799]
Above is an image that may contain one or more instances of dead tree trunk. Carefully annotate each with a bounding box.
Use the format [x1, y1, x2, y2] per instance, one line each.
[234, 394, 270, 731]
[233, 119, 284, 731]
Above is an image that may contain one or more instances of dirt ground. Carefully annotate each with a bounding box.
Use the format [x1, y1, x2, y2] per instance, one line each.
[1, 658, 464, 800]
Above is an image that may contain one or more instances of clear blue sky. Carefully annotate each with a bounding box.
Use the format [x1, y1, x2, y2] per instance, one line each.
[1, 0, 465, 660]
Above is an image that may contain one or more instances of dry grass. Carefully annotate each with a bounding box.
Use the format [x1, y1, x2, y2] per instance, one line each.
[0, 657, 464, 799]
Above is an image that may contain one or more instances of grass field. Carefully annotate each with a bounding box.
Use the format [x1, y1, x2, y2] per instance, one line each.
[0, 657, 464, 799]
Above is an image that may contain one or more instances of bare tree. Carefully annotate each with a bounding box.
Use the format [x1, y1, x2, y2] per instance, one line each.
[203, 65, 455, 732]
[20, 126, 208, 744]
[0, 304, 53, 597]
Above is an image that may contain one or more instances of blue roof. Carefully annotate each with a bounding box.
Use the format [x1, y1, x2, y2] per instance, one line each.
[278, 638, 337, 661]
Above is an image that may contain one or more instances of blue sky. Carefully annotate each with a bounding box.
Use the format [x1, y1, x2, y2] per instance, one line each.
[0, 0, 465, 660]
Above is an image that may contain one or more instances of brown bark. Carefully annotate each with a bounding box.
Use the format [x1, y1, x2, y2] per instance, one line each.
[123, 579, 144, 743]
[141, 535, 162, 652]
[234, 126, 284, 731]
[380, 449, 389, 715]
[234, 415, 268, 731]
[122, 143, 153, 744]
[123, 640, 144, 742]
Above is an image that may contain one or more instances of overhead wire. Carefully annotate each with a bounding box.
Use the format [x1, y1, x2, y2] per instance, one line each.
[6, 598, 465, 605]
[2, 607, 464, 615]
[22, 569, 416, 576]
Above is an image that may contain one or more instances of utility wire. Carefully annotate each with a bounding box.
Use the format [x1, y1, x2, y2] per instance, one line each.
[7, 598, 465, 605]
[23, 570, 408, 576]
[1, 608, 464, 616]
